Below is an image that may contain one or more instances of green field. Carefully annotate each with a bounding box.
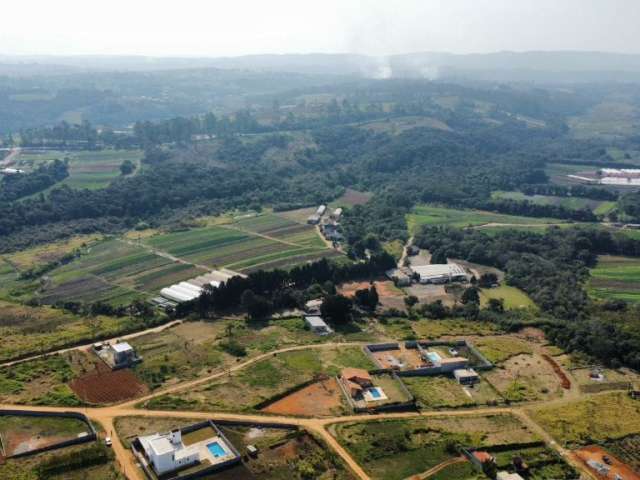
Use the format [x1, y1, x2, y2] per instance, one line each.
[5, 212, 337, 306]
[407, 205, 567, 234]
[14, 149, 143, 190]
[491, 191, 616, 215]
[479, 285, 536, 310]
[589, 255, 640, 302]
[331, 415, 539, 480]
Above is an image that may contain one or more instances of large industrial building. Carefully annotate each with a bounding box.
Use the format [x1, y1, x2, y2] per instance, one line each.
[410, 263, 468, 284]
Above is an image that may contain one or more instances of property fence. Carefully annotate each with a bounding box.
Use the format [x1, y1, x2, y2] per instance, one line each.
[0, 409, 96, 459]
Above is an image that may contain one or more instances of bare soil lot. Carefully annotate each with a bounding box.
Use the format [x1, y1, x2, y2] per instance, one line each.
[0, 415, 90, 456]
[261, 377, 347, 417]
[69, 365, 148, 404]
[573, 445, 640, 480]
[339, 280, 405, 310]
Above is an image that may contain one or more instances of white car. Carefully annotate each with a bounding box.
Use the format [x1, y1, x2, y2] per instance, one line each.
[105, 437, 112, 447]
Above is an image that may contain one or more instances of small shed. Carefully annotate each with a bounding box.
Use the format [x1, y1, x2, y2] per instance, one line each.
[454, 368, 480, 385]
[304, 315, 332, 335]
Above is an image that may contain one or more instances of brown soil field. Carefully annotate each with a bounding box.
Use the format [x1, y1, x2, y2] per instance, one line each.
[573, 445, 640, 480]
[339, 280, 405, 310]
[369, 345, 427, 370]
[69, 366, 148, 404]
[334, 188, 372, 206]
[1, 430, 70, 456]
[261, 378, 346, 417]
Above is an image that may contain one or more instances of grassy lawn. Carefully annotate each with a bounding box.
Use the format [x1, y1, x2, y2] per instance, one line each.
[403, 376, 475, 408]
[528, 392, 640, 446]
[331, 415, 538, 480]
[491, 190, 616, 214]
[479, 285, 537, 310]
[410, 319, 502, 339]
[1, 234, 102, 271]
[142, 346, 375, 413]
[589, 255, 640, 302]
[407, 205, 566, 234]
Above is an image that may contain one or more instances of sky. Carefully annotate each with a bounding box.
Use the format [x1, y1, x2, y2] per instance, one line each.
[2, 0, 640, 57]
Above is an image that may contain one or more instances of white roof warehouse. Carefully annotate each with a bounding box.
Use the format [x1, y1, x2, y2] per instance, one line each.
[411, 263, 468, 284]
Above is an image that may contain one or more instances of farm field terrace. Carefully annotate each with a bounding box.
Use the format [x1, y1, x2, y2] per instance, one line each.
[588, 255, 640, 302]
[406, 204, 569, 234]
[13, 148, 143, 190]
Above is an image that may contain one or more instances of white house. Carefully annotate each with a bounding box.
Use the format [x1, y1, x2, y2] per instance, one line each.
[139, 430, 200, 475]
[454, 368, 480, 385]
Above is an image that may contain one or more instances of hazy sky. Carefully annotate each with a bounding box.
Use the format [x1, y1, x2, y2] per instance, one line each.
[2, 0, 640, 57]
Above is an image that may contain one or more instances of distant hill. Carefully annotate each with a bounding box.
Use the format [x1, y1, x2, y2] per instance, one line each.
[2, 51, 640, 82]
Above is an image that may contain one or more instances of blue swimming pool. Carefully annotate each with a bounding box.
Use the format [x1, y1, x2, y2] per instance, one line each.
[426, 351, 442, 363]
[207, 441, 226, 458]
[369, 387, 382, 399]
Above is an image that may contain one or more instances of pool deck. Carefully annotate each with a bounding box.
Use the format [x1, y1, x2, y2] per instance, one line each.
[193, 436, 236, 466]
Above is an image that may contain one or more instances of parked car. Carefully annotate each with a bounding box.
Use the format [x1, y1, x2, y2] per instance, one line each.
[105, 437, 112, 447]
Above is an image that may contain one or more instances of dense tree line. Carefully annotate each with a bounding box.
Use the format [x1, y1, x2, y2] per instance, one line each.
[0, 159, 68, 202]
[469, 198, 598, 222]
[414, 226, 640, 320]
[520, 183, 618, 201]
[175, 253, 396, 317]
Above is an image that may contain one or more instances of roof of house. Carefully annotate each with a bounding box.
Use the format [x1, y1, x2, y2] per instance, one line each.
[305, 316, 329, 328]
[112, 342, 133, 353]
[341, 368, 372, 382]
[454, 368, 479, 378]
[474, 451, 494, 463]
[346, 380, 364, 392]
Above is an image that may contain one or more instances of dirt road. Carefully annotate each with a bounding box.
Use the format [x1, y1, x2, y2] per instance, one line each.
[0, 147, 20, 167]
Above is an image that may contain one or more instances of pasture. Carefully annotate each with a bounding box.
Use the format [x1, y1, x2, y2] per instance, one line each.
[528, 392, 640, 447]
[491, 190, 616, 215]
[479, 285, 536, 310]
[407, 205, 567, 234]
[589, 255, 640, 302]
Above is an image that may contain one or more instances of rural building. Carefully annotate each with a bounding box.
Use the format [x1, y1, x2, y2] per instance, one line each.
[411, 263, 468, 284]
[304, 315, 332, 335]
[454, 368, 480, 385]
[317, 205, 327, 216]
[386, 268, 412, 287]
[0, 167, 25, 175]
[305, 299, 323, 314]
[160, 281, 203, 303]
[340, 368, 373, 398]
[94, 341, 141, 369]
[497, 473, 525, 480]
[331, 207, 343, 220]
[473, 451, 495, 465]
[406, 245, 420, 256]
[307, 214, 321, 225]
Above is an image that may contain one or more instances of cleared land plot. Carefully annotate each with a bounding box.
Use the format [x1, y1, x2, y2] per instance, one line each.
[573, 445, 640, 480]
[0, 414, 90, 456]
[407, 205, 567, 234]
[143, 346, 375, 413]
[339, 280, 405, 311]
[605, 435, 640, 474]
[0, 442, 121, 480]
[569, 100, 640, 140]
[403, 376, 501, 409]
[330, 188, 373, 207]
[528, 392, 640, 446]
[473, 336, 534, 364]
[331, 414, 538, 480]
[571, 367, 639, 394]
[69, 365, 148, 404]
[589, 255, 640, 302]
[492, 445, 578, 480]
[484, 353, 564, 402]
[491, 190, 616, 214]
[261, 377, 347, 417]
[479, 285, 536, 310]
[357, 116, 451, 135]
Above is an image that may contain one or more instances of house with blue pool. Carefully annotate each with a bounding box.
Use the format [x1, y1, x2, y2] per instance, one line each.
[135, 420, 241, 479]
